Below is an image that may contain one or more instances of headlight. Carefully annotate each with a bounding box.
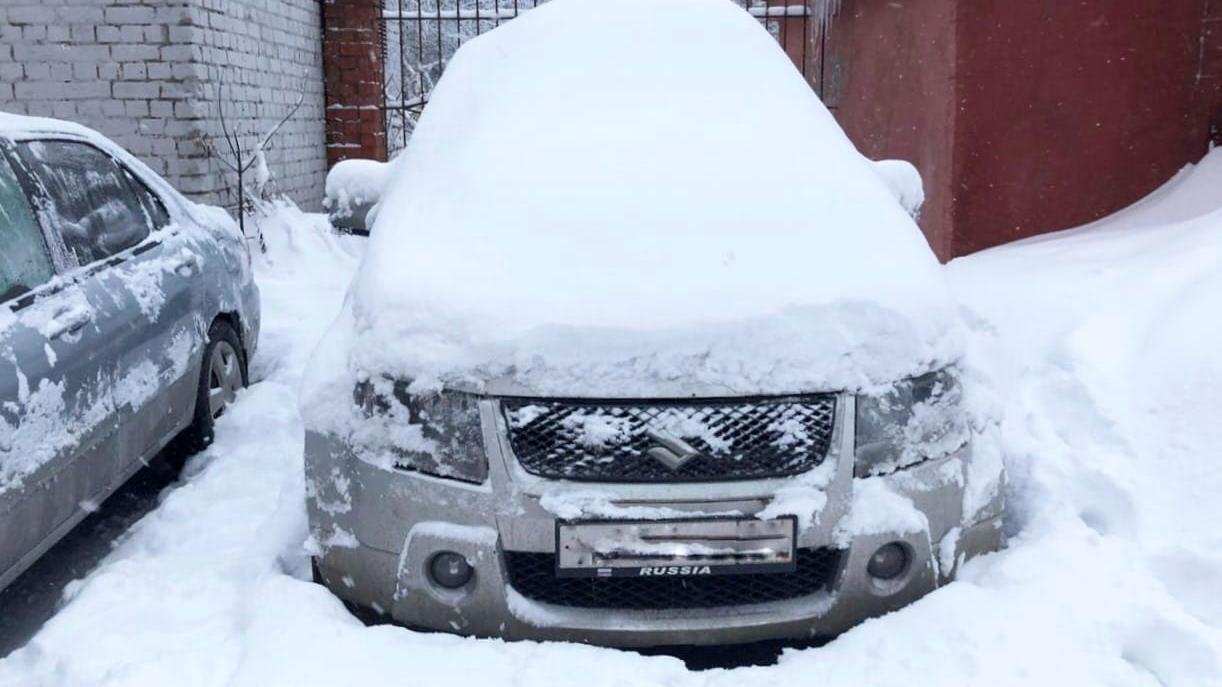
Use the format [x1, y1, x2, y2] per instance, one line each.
[854, 367, 968, 478]
[352, 378, 488, 483]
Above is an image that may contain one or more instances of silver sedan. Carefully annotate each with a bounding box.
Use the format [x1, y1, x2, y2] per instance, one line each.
[0, 114, 260, 592]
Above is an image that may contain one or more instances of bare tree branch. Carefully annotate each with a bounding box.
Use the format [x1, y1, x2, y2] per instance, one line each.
[246, 93, 306, 168]
[200, 78, 302, 255]
[217, 83, 240, 163]
[201, 138, 241, 173]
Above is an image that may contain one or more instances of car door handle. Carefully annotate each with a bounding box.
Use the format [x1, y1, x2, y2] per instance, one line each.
[47, 305, 92, 340]
[168, 251, 200, 276]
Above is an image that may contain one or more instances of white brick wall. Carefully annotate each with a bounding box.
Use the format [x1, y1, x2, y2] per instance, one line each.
[0, 0, 327, 211]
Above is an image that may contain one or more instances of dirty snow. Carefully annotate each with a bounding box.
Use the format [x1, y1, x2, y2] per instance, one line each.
[3, 143, 1222, 684]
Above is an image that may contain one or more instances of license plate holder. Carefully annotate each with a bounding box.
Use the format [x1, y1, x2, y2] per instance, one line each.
[555, 516, 798, 579]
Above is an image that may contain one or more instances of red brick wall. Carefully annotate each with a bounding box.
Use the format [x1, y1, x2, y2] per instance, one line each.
[322, 0, 386, 165]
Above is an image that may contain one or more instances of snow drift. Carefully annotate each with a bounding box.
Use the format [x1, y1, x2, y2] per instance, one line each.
[307, 0, 957, 414]
[4, 150, 1222, 686]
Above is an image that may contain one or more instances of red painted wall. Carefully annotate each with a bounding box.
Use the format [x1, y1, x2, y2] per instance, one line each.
[823, 0, 958, 259]
[821, 0, 1222, 260]
[953, 0, 1220, 255]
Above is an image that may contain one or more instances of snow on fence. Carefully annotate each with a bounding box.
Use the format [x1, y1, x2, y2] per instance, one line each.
[380, 0, 829, 154]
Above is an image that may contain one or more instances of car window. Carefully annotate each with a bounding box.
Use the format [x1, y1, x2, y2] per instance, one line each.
[0, 154, 55, 303]
[121, 166, 171, 231]
[17, 140, 151, 266]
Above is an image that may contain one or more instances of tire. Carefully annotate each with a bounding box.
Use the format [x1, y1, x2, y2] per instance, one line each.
[171, 319, 248, 459]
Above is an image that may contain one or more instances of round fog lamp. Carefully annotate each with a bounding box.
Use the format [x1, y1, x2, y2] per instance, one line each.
[429, 551, 473, 589]
[866, 543, 909, 580]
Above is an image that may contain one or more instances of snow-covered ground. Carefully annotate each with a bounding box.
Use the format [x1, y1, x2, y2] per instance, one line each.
[2, 152, 1221, 685]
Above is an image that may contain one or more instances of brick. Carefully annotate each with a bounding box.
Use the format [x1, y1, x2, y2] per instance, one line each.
[14, 80, 84, 100]
[120, 62, 147, 80]
[25, 101, 55, 117]
[24, 62, 50, 80]
[147, 62, 172, 80]
[57, 7, 103, 24]
[104, 6, 155, 24]
[69, 24, 95, 44]
[113, 81, 159, 99]
[119, 25, 146, 44]
[168, 25, 195, 43]
[138, 118, 167, 135]
[160, 45, 196, 62]
[7, 6, 55, 24]
[75, 100, 103, 116]
[72, 62, 97, 80]
[112, 44, 160, 62]
[48, 63, 72, 81]
[124, 137, 153, 155]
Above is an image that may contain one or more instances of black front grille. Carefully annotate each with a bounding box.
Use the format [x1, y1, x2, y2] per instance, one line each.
[504, 548, 844, 610]
[501, 396, 837, 482]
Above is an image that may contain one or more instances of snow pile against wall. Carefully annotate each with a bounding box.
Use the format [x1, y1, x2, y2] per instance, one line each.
[309, 0, 958, 415]
[941, 148, 1222, 684]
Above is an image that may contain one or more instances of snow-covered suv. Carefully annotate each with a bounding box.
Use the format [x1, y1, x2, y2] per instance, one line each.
[304, 0, 1003, 646]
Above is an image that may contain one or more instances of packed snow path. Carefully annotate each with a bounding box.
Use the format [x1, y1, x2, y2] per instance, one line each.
[3, 146, 1222, 685]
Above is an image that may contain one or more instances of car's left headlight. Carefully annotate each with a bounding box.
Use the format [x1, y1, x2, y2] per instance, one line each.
[352, 378, 488, 484]
[854, 367, 969, 477]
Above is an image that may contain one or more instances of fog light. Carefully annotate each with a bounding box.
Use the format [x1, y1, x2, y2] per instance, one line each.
[429, 551, 473, 589]
[866, 543, 909, 580]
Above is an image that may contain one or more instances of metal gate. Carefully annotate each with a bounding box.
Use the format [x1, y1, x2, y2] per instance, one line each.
[380, 0, 820, 155]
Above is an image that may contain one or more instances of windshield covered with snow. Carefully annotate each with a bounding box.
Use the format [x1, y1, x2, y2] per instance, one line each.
[318, 0, 961, 402]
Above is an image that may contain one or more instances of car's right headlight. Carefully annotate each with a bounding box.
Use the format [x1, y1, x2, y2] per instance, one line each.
[352, 378, 488, 483]
[854, 367, 969, 478]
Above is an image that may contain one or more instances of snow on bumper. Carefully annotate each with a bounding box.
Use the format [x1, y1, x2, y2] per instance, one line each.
[304, 399, 1003, 647]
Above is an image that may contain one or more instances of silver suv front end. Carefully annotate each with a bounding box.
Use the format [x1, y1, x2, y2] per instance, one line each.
[306, 377, 1004, 647]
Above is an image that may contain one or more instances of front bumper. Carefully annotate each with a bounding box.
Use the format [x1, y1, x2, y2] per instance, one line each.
[306, 395, 1004, 647]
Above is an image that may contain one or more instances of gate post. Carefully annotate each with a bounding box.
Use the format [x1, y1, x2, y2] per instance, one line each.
[322, 0, 387, 165]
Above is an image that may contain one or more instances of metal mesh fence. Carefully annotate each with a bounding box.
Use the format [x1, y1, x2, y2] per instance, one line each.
[380, 0, 813, 154]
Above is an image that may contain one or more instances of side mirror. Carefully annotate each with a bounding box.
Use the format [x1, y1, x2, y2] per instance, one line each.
[324, 159, 390, 235]
[872, 159, 924, 220]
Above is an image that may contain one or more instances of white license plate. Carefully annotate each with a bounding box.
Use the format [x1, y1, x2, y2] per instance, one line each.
[555, 517, 797, 578]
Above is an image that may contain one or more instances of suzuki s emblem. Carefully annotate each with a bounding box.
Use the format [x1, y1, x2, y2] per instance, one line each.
[644, 429, 702, 471]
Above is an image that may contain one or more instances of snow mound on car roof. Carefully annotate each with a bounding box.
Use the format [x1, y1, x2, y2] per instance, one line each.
[329, 0, 959, 398]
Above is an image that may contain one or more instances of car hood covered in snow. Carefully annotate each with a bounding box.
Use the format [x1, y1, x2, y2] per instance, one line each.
[307, 0, 961, 410]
